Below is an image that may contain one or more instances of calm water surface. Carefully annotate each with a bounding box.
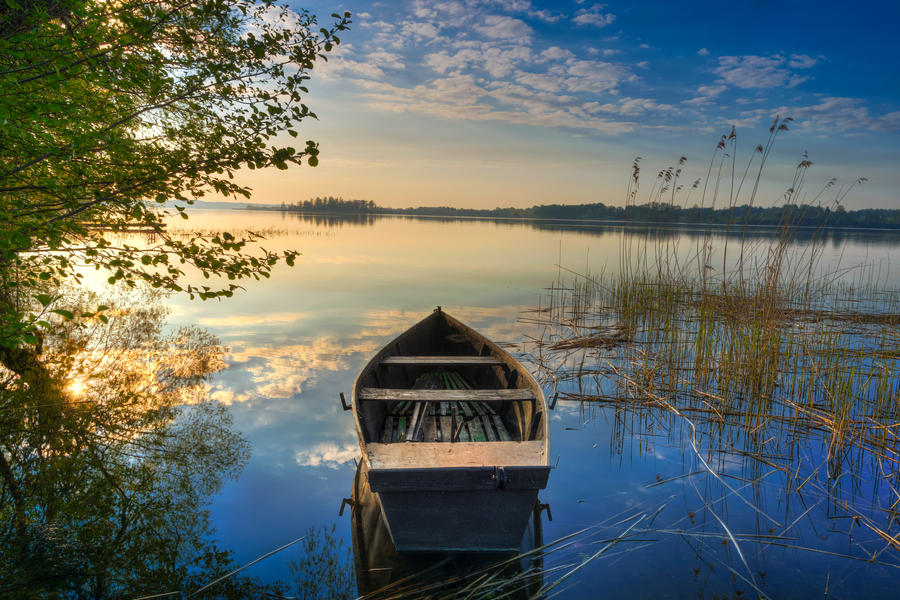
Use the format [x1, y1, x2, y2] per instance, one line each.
[165, 210, 900, 598]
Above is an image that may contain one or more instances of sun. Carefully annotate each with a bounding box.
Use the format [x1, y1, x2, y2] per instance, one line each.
[67, 378, 88, 397]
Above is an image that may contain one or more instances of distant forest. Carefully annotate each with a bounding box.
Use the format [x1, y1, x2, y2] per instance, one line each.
[268, 196, 900, 229]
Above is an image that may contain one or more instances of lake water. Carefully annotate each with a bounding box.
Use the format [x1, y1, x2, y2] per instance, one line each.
[163, 210, 900, 598]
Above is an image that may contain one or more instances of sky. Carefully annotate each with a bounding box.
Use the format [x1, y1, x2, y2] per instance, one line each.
[238, 0, 900, 210]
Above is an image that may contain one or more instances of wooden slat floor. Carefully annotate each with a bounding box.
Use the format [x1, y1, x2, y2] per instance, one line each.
[380, 401, 513, 443]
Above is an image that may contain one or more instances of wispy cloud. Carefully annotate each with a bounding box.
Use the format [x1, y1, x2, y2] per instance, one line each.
[585, 97, 677, 116]
[359, 78, 636, 134]
[474, 14, 533, 40]
[715, 54, 810, 89]
[788, 53, 818, 69]
[401, 20, 440, 40]
[722, 97, 900, 132]
[530, 9, 563, 23]
[572, 4, 616, 27]
[490, 0, 564, 23]
[368, 49, 406, 70]
[315, 1, 643, 135]
[790, 97, 900, 132]
[313, 2, 893, 143]
[683, 84, 727, 106]
[539, 46, 575, 62]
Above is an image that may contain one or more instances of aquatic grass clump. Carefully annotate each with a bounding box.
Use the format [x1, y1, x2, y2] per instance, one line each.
[525, 120, 900, 556]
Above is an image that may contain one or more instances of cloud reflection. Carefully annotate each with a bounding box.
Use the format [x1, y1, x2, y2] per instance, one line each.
[197, 312, 309, 327]
[208, 305, 539, 405]
[295, 441, 359, 469]
[212, 336, 382, 403]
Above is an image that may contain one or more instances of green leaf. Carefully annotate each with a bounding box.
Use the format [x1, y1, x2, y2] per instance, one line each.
[51, 309, 75, 320]
[0, 0, 345, 333]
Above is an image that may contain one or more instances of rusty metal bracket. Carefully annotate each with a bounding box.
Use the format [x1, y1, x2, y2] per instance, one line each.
[538, 502, 552, 521]
[492, 466, 508, 490]
[339, 497, 354, 516]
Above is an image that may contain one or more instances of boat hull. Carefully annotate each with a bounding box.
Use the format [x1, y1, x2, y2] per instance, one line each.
[375, 488, 542, 552]
[352, 309, 550, 552]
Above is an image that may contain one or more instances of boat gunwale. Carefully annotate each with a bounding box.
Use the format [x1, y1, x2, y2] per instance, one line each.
[351, 309, 550, 469]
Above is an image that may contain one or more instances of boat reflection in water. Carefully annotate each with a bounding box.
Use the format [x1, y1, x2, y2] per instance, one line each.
[348, 460, 549, 599]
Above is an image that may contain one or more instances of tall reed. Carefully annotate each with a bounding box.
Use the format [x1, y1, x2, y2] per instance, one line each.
[526, 119, 900, 545]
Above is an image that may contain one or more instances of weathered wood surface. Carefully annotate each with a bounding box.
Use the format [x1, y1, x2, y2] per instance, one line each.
[459, 401, 473, 418]
[375, 487, 543, 550]
[439, 415, 452, 442]
[423, 414, 438, 442]
[360, 388, 534, 402]
[351, 309, 550, 555]
[481, 415, 498, 442]
[384, 408, 512, 443]
[492, 415, 512, 442]
[380, 417, 393, 443]
[457, 420, 471, 442]
[406, 402, 426, 441]
[368, 465, 550, 493]
[366, 440, 544, 469]
[380, 355, 503, 366]
[467, 416, 487, 442]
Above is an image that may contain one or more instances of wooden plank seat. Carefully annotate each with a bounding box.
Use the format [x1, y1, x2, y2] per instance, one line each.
[367, 440, 544, 469]
[380, 356, 503, 366]
[360, 388, 534, 402]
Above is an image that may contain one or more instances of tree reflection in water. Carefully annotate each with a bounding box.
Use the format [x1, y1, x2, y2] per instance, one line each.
[288, 524, 354, 600]
[0, 290, 277, 598]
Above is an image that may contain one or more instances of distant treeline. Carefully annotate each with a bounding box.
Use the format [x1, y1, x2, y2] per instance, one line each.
[278, 196, 377, 214]
[268, 197, 900, 229]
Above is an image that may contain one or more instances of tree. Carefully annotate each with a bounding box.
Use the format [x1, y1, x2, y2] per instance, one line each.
[0, 0, 350, 356]
[0, 288, 282, 597]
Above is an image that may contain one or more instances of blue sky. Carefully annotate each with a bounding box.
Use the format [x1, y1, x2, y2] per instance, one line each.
[249, 0, 900, 209]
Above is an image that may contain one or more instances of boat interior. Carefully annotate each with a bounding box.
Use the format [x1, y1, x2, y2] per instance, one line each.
[356, 311, 545, 446]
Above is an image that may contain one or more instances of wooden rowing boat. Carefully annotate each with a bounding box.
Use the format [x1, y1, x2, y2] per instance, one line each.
[350, 307, 550, 552]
